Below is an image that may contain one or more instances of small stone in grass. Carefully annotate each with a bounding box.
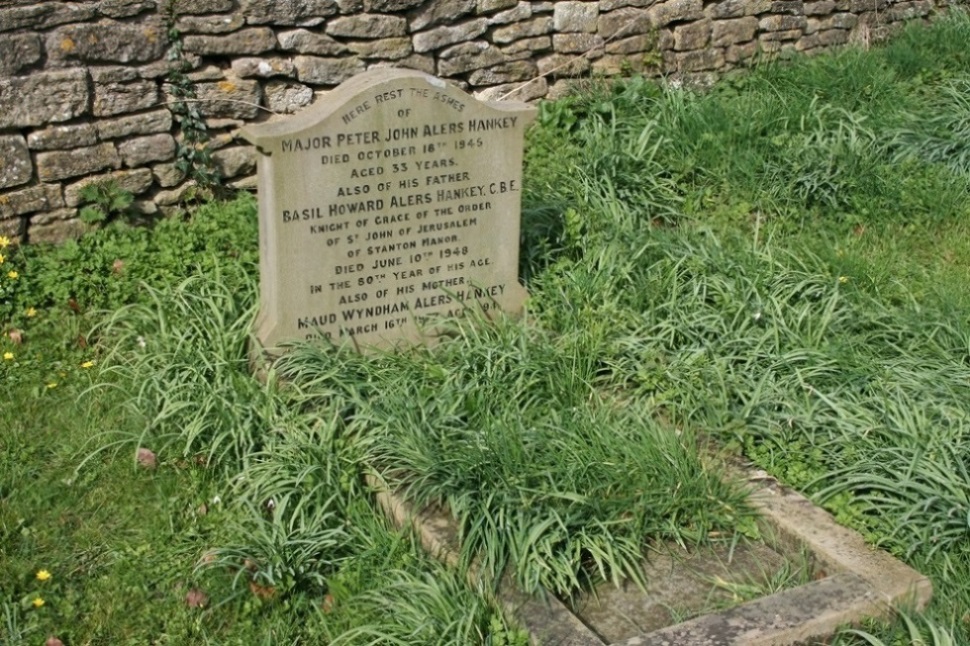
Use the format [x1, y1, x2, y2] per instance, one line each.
[45, 638, 64, 646]
[186, 588, 208, 608]
[8, 329, 22, 344]
[136, 447, 157, 469]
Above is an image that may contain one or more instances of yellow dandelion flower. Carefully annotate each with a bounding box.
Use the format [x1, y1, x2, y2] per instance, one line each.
[81, 360, 95, 369]
[0, 253, 4, 264]
[36, 570, 52, 582]
[32, 597, 44, 608]
[0, 235, 9, 248]
[838, 276, 849, 284]
[26, 307, 37, 317]
[46, 382, 58, 389]
[7, 270, 17, 280]
[3, 352, 12, 361]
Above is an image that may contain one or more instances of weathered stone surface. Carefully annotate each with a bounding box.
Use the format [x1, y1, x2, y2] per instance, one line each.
[411, 0, 477, 30]
[651, 0, 703, 26]
[90, 66, 139, 83]
[674, 19, 711, 50]
[64, 169, 154, 207]
[468, 59, 537, 84]
[804, 0, 836, 14]
[675, 47, 725, 71]
[553, 32, 605, 54]
[414, 18, 489, 52]
[597, 7, 652, 39]
[37, 144, 122, 182]
[264, 80, 315, 113]
[0, 69, 89, 129]
[193, 78, 264, 118]
[29, 217, 87, 244]
[347, 37, 413, 59]
[829, 12, 859, 28]
[0, 33, 42, 75]
[706, 0, 770, 18]
[165, 0, 234, 14]
[99, 0, 157, 18]
[212, 146, 255, 178]
[326, 14, 407, 37]
[0, 5, 54, 32]
[760, 14, 808, 31]
[239, 0, 339, 24]
[604, 32, 660, 53]
[151, 162, 187, 188]
[0, 185, 63, 219]
[176, 14, 247, 34]
[97, 110, 173, 140]
[228, 174, 259, 190]
[772, 0, 805, 14]
[117, 134, 177, 167]
[437, 41, 506, 75]
[489, 2, 532, 25]
[369, 52, 436, 74]
[532, 1, 555, 12]
[337, 0, 365, 13]
[537, 52, 590, 77]
[294, 55, 367, 84]
[364, 0, 424, 10]
[473, 76, 547, 101]
[711, 16, 758, 45]
[492, 16, 553, 44]
[477, 0, 518, 12]
[278, 29, 348, 55]
[231, 57, 298, 78]
[46, 19, 166, 63]
[599, 0, 656, 9]
[138, 52, 203, 79]
[0, 136, 32, 190]
[500, 34, 552, 55]
[182, 28, 278, 55]
[155, 183, 196, 206]
[94, 79, 160, 118]
[814, 27, 850, 45]
[26, 124, 97, 152]
[554, 2, 599, 32]
[725, 40, 758, 62]
[187, 65, 232, 82]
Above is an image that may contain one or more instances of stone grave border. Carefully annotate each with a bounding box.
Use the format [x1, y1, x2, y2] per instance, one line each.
[371, 458, 932, 645]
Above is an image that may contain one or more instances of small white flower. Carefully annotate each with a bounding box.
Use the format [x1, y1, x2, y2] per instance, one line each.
[211, 495, 221, 505]
[137, 336, 146, 349]
[752, 311, 762, 321]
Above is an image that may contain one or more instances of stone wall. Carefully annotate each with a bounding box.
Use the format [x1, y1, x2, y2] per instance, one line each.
[0, 0, 950, 243]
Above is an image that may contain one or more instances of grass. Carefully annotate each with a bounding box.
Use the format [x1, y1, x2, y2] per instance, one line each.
[3, 8, 970, 644]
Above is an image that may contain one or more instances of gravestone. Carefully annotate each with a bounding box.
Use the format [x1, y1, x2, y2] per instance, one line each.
[242, 68, 535, 353]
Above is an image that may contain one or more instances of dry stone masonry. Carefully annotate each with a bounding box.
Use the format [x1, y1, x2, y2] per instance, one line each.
[0, 0, 948, 243]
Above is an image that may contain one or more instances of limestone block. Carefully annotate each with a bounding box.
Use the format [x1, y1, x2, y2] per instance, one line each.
[264, 80, 315, 114]
[337, 0, 364, 12]
[711, 16, 758, 46]
[771, 0, 805, 14]
[413, 18, 490, 52]
[193, 78, 264, 118]
[348, 37, 413, 59]
[490, 2, 532, 25]
[492, 16, 553, 44]
[118, 134, 177, 167]
[0, 33, 42, 75]
[0, 136, 32, 190]
[99, 0, 157, 18]
[278, 29, 349, 55]
[326, 14, 407, 38]
[725, 40, 758, 62]
[533, 2, 555, 12]
[176, 14, 247, 34]
[37, 144, 122, 182]
[155, 184, 195, 206]
[760, 14, 808, 31]
[651, 0, 703, 27]
[94, 79, 160, 118]
[165, 0, 234, 14]
[411, 0, 477, 30]
[553, 33, 605, 54]
[212, 146, 255, 179]
[500, 35, 552, 55]
[138, 53, 203, 79]
[761, 28, 803, 41]
[151, 162, 187, 188]
[47, 19, 167, 63]
[437, 41, 507, 75]
[554, 2, 599, 33]
[0, 185, 63, 220]
[97, 110, 173, 140]
[804, 0, 836, 13]
[706, 0, 770, 18]
[0, 69, 89, 129]
[599, 0, 656, 10]
[29, 217, 88, 244]
[605, 30, 671, 53]
[816, 28, 850, 44]
[537, 53, 591, 77]
[182, 28, 278, 55]
[597, 8, 652, 39]
[829, 12, 859, 28]
[91, 66, 139, 84]
[477, 0, 519, 13]
[473, 76, 547, 101]
[674, 19, 711, 50]
[675, 47, 725, 71]
[231, 57, 298, 78]
[468, 60, 538, 85]
[64, 169, 155, 207]
[240, 0, 339, 24]
[294, 56, 367, 84]
[364, 0, 424, 10]
[368, 53, 436, 74]
[0, 5, 55, 32]
[27, 124, 98, 152]
[228, 175, 259, 190]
